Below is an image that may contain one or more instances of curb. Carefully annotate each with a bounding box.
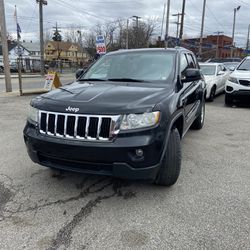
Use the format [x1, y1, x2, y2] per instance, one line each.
[0, 73, 75, 80]
[0, 75, 43, 79]
[0, 89, 49, 97]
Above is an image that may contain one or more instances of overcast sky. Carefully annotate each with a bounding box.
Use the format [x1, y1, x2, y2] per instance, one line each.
[4, 0, 250, 48]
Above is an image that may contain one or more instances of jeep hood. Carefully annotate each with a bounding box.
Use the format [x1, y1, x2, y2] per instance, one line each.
[32, 81, 173, 114]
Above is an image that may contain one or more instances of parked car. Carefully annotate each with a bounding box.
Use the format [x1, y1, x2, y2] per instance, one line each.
[206, 58, 242, 63]
[24, 48, 206, 186]
[0, 59, 4, 73]
[0, 61, 19, 73]
[9, 62, 19, 72]
[225, 56, 250, 105]
[200, 63, 230, 101]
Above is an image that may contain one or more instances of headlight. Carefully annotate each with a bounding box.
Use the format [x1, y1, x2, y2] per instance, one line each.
[228, 77, 238, 84]
[120, 111, 160, 130]
[28, 106, 39, 124]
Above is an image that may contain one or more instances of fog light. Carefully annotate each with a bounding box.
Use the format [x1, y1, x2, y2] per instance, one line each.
[135, 149, 144, 157]
[226, 86, 233, 92]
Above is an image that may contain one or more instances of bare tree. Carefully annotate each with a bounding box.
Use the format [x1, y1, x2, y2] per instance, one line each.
[59, 18, 158, 59]
[64, 24, 85, 46]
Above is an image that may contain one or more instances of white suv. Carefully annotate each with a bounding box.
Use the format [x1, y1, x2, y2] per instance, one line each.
[200, 63, 230, 101]
[225, 56, 250, 105]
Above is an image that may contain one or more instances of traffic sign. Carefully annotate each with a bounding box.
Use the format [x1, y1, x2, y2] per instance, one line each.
[96, 45, 106, 55]
[96, 35, 105, 44]
[95, 35, 106, 55]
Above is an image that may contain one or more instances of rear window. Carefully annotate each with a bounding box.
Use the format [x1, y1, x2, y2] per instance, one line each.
[200, 65, 216, 75]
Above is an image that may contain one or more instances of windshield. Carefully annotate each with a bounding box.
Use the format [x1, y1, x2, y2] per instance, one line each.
[81, 51, 175, 82]
[237, 59, 250, 71]
[200, 65, 216, 75]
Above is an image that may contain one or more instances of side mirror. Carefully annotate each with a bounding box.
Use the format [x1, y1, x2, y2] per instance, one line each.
[217, 71, 225, 76]
[75, 69, 85, 79]
[229, 66, 235, 71]
[182, 68, 202, 83]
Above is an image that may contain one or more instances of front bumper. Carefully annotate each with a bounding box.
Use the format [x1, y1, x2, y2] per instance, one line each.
[23, 123, 165, 181]
[225, 80, 250, 101]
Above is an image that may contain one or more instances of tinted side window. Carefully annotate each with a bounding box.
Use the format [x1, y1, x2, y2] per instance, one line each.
[217, 65, 222, 73]
[180, 53, 189, 77]
[186, 53, 196, 68]
[221, 65, 227, 71]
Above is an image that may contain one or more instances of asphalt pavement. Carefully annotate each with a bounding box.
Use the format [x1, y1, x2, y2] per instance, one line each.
[0, 93, 249, 250]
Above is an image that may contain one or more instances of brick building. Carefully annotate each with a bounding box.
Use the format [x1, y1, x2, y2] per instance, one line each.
[182, 35, 243, 60]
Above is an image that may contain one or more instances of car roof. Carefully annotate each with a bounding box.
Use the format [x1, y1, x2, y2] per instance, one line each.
[106, 47, 192, 56]
[199, 63, 220, 66]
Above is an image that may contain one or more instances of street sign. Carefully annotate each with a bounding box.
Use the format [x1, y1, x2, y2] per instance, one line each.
[95, 35, 106, 55]
[96, 45, 106, 54]
[96, 35, 105, 44]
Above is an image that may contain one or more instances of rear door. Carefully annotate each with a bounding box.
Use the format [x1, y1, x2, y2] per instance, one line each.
[180, 53, 201, 126]
[217, 64, 227, 93]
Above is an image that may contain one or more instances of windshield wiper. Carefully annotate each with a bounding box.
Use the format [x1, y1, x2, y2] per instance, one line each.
[107, 78, 148, 82]
[78, 78, 105, 81]
[238, 68, 250, 71]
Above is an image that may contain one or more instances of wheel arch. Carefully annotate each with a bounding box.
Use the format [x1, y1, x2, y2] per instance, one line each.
[171, 115, 184, 139]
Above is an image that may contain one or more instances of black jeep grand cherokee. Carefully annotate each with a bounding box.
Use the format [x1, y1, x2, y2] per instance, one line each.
[24, 48, 206, 186]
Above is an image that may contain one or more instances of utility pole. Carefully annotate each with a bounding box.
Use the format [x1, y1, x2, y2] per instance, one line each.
[231, 5, 241, 57]
[14, 5, 23, 96]
[165, 0, 170, 48]
[132, 15, 141, 48]
[126, 19, 129, 49]
[214, 31, 224, 58]
[199, 0, 206, 59]
[160, 3, 166, 39]
[179, 0, 186, 42]
[172, 13, 182, 45]
[0, 0, 12, 92]
[246, 24, 250, 51]
[36, 0, 47, 76]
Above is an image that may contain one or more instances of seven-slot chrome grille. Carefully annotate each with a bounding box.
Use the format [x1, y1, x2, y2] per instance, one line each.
[38, 111, 120, 141]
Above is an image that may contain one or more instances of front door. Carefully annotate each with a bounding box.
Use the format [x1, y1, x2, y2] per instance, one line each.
[180, 53, 201, 126]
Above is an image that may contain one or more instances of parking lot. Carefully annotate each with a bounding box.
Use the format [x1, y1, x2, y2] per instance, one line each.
[0, 92, 249, 250]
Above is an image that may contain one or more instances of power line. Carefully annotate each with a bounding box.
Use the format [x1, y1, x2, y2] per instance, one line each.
[23, 3, 37, 32]
[53, 0, 113, 21]
[206, 4, 226, 31]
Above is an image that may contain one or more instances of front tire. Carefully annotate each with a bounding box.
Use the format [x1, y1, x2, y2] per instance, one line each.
[225, 93, 233, 106]
[155, 128, 181, 186]
[208, 86, 216, 102]
[191, 99, 205, 130]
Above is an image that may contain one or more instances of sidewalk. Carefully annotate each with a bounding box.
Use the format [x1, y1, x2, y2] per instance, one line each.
[0, 72, 75, 79]
[0, 74, 42, 79]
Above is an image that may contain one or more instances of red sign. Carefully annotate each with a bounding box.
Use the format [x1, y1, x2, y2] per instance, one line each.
[96, 45, 106, 55]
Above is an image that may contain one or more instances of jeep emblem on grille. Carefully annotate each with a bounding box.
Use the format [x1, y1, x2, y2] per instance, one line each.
[65, 106, 80, 113]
